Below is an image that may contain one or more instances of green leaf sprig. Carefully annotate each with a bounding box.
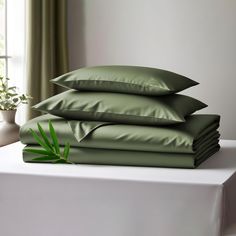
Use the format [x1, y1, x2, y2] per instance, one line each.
[24, 120, 72, 164]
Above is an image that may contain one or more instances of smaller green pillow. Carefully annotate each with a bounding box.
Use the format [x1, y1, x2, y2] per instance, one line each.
[33, 90, 207, 125]
[51, 65, 198, 95]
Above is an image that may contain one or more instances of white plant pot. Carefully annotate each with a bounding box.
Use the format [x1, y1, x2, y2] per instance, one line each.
[0, 110, 20, 147]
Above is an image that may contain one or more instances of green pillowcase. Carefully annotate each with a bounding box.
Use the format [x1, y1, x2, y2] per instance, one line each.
[51, 65, 198, 95]
[33, 90, 207, 125]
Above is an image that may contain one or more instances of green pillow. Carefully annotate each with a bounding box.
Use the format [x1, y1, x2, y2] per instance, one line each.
[51, 65, 198, 95]
[33, 90, 207, 125]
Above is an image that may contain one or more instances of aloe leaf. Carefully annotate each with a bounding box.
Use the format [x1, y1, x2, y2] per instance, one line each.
[49, 120, 60, 154]
[32, 156, 60, 161]
[37, 123, 53, 150]
[63, 142, 70, 160]
[24, 148, 56, 156]
[29, 128, 53, 153]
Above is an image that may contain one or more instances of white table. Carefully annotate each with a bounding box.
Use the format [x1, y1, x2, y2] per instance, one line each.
[0, 140, 236, 236]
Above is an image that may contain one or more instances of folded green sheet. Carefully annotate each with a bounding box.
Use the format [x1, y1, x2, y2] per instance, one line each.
[23, 142, 220, 168]
[20, 114, 220, 154]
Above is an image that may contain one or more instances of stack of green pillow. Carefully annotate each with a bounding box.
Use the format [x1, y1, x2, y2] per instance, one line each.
[20, 66, 220, 168]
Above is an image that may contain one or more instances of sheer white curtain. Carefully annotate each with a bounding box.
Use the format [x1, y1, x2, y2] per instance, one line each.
[7, 0, 26, 125]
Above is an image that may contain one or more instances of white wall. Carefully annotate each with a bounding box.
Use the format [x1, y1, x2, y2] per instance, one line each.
[68, 0, 236, 139]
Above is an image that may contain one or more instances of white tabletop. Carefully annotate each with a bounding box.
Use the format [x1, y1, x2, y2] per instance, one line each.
[0, 140, 236, 236]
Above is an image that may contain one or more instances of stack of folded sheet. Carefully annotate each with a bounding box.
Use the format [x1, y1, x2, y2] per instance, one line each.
[20, 66, 220, 168]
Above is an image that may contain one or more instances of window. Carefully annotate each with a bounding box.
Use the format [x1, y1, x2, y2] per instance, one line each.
[0, 0, 26, 123]
[0, 0, 8, 77]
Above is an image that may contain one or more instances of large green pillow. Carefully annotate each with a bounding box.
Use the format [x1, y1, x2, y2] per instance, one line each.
[51, 66, 198, 95]
[33, 90, 207, 125]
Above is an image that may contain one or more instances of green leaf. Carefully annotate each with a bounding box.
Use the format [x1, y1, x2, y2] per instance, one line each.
[7, 93, 18, 97]
[24, 148, 56, 156]
[29, 128, 54, 153]
[54, 159, 68, 164]
[63, 142, 70, 160]
[32, 156, 60, 162]
[8, 86, 17, 90]
[49, 120, 60, 154]
[37, 123, 53, 150]
[13, 98, 19, 103]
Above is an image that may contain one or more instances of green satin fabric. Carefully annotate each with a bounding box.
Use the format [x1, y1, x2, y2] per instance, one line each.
[23, 143, 220, 168]
[33, 90, 207, 125]
[20, 114, 220, 154]
[51, 65, 198, 95]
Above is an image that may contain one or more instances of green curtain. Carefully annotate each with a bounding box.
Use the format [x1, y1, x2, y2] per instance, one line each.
[25, 0, 68, 119]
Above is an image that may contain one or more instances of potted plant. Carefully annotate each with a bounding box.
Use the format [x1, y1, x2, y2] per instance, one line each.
[0, 76, 32, 146]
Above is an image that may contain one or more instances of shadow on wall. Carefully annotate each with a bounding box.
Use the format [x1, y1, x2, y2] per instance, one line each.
[68, 0, 86, 70]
